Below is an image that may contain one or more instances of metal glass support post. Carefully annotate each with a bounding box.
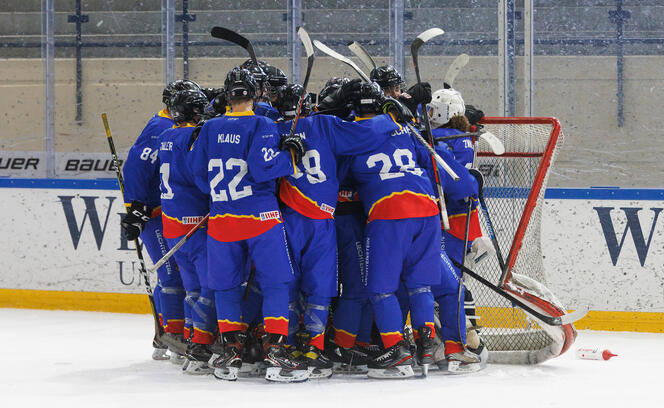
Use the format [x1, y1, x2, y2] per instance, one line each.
[67, 0, 89, 123]
[41, 0, 55, 178]
[389, 0, 404, 78]
[288, 0, 303, 84]
[498, 0, 516, 117]
[524, 0, 533, 116]
[176, 0, 196, 80]
[610, 0, 630, 127]
[162, 0, 176, 86]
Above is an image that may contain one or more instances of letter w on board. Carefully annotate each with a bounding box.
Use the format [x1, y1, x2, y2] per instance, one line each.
[59, 196, 116, 250]
[593, 207, 662, 267]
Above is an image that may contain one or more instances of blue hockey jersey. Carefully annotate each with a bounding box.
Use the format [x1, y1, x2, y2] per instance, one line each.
[346, 113, 439, 222]
[158, 124, 209, 239]
[276, 114, 390, 219]
[255, 101, 280, 121]
[432, 127, 474, 168]
[189, 110, 295, 242]
[123, 109, 175, 215]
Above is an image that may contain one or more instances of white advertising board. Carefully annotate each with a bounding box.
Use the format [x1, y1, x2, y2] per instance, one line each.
[1, 185, 662, 314]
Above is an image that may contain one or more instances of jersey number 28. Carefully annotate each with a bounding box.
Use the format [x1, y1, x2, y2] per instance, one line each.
[366, 148, 423, 181]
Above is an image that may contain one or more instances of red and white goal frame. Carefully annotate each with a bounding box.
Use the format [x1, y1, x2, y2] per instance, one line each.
[469, 117, 576, 364]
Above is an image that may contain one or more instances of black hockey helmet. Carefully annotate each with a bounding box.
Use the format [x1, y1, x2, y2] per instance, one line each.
[163, 79, 201, 108]
[169, 89, 209, 124]
[264, 65, 288, 97]
[276, 84, 311, 120]
[224, 67, 258, 100]
[240, 59, 268, 91]
[351, 81, 384, 117]
[370, 65, 404, 89]
[318, 77, 350, 102]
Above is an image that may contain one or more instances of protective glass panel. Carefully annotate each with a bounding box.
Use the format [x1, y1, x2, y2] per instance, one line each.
[181, 1, 290, 101]
[53, 1, 164, 178]
[303, 1, 390, 98]
[0, 2, 45, 177]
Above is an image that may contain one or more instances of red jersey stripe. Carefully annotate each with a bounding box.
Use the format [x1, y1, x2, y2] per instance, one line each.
[279, 179, 334, 220]
[447, 209, 482, 241]
[207, 213, 282, 242]
[367, 190, 439, 222]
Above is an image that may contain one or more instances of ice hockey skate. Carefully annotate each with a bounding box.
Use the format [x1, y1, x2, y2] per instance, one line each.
[328, 344, 369, 374]
[183, 342, 213, 375]
[263, 334, 309, 383]
[302, 345, 333, 379]
[367, 340, 415, 379]
[212, 332, 246, 381]
[151, 337, 169, 361]
[415, 326, 435, 376]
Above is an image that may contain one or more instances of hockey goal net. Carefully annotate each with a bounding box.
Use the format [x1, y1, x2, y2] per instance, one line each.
[468, 117, 576, 364]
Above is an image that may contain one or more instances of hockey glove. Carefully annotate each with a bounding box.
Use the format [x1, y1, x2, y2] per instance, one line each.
[381, 97, 413, 124]
[468, 168, 484, 198]
[465, 104, 484, 126]
[280, 135, 306, 164]
[400, 82, 432, 115]
[317, 78, 362, 116]
[121, 201, 152, 241]
[202, 87, 224, 102]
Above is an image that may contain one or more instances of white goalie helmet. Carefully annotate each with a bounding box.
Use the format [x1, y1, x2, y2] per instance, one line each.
[428, 88, 465, 127]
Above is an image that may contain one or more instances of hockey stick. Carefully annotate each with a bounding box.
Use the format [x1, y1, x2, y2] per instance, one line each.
[410, 28, 452, 230]
[449, 258, 589, 326]
[101, 113, 163, 340]
[435, 131, 505, 156]
[286, 27, 315, 138]
[347, 41, 377, 72]
[405, 123, 459, 181]
[312, 40, 371, 82]
[148, 215, 209, 275]
[444, 53, 469, 88]
[210, 27, 258, 65]
[477, 192, 507, 272]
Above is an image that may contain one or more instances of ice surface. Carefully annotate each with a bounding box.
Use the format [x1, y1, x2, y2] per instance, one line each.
[1, 308, 662, 408]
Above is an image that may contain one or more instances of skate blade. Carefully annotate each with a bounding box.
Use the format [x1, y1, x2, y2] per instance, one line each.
[207, 353, 219, 367]
[421, 363, 430, 377]
[265, 367, 310, 383]
[213, 366, 239, 381]
[184, 360, 212, 375]
[170, 353, 186, 365]
[333, 363, 368, 375]
[367, 365, 414, 379]
[152, 349, 170, 361]
[307, 367, 333, 379]
[440, 360, 482, 374]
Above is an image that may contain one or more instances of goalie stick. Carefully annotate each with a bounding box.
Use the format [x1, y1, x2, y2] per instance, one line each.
[210, 26, 258, 65]
[449, 258, 589, 326]
[101, 113, 163, 342]
[435, 130, 505, 156]
[443, 53, 469, 88]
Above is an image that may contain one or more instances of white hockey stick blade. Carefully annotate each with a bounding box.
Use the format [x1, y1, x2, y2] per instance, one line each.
[559, 305, 590, 325]
[297, 27, 314, 57]
[479, 131, 505, 155]
[444, 53, 469, 87]
[313, 40, 371, 82]
[347, 41, 377, 71]
[417, 28, 445, 44]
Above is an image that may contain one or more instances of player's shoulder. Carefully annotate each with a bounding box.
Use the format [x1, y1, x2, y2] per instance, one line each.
[432, 127, 462, 137]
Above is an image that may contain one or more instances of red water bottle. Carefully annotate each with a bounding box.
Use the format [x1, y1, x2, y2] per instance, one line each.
[575, 348, 618, 360]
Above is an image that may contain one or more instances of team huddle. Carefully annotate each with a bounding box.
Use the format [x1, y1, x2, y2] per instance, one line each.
[120, 58, 493, 382]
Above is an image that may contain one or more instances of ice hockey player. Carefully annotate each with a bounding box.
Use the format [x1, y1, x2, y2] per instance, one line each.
[188, 67, 308, 383]
[274, 82, 404, 378]
[315, 77, 376, 373]
[428, 87, 489, 372]
[121, 79, 199, 361]
[320, 80, 443, 379]
[157, 88, 216, 374]
[369, 64, 432, 118]
[239, 59, 281, 120]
